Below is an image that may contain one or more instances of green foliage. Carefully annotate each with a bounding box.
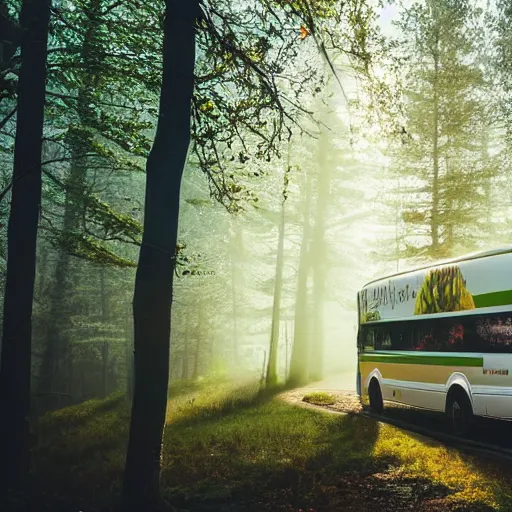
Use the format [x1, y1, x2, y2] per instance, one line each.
[29, 382, 512, 511]
[376, 0, 496, 260]
[85, 195, 142, 244]
[192, 0, 377, 211]
[494, 0, 512, 160]
[56, 230, 137, 268]
[185, 198, 213, 207]
[302, 391, 336, 405]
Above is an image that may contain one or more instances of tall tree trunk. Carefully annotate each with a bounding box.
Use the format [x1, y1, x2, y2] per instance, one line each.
[284, 321, 289, 381]
[208, 318, 215, 373]
[181, 311, 190, 380]
[229, 222, 242, 369]
[395, 176, 401, 271]
[101, 341, 109, 398]
[288, 172, 313, 386]
[230, 245, 239, 368]
[121, 3, 197, 510]
[100, 265, 108, 322]
[0, 0, 50, 496]
[192, 298, 204, 379]
[266, 166, 290, 388]
[431, 34, 440, 257]
[445, 154, 454, 251]
[36, 243, 49, 295]
[481, 128, 492, 239]
[192, 338, 201, 379]
[309, 124, 331, 382]
[100, 266, 109, 396]
[0, 4, 21, 77]
[38, 0, 100, 408]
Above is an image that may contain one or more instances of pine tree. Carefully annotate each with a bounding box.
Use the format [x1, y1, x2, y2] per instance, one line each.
[389, 0, 495, 260]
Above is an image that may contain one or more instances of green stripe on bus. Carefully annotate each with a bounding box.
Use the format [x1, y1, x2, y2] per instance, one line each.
[473, 290, 512, 308]
[359, 353, 483, 367]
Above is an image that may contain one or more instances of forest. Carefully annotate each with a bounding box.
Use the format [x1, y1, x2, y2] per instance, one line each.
[2, 0, 512, 510]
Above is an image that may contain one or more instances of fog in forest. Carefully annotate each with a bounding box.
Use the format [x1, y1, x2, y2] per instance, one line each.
[1, 0, 510, 412]
[4, 0, 512, 508]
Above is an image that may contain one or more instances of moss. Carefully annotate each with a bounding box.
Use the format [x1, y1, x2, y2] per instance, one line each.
[302, 391, 337, 405]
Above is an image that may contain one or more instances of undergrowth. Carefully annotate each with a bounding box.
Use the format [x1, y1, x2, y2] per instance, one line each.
[27, 379, 512, 512]
[302, 391, 337, 405]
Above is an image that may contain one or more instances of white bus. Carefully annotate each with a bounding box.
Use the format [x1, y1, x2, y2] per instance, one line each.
[357, 247, 512, 435]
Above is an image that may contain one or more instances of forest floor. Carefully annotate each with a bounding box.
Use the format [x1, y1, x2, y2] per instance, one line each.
[22, 376, 512, 512]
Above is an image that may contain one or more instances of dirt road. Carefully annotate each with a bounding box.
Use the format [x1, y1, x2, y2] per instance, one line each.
[280, 372, 512, 462]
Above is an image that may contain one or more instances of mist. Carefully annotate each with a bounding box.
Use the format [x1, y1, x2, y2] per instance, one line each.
[1, 0, 504, 407]
[2, 0, 512, 509]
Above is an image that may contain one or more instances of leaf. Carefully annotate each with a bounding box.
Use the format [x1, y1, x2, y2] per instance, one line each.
[299, 25, 311, 40]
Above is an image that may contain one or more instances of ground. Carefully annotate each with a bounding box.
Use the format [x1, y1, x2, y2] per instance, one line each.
[17, 374, 512, 511]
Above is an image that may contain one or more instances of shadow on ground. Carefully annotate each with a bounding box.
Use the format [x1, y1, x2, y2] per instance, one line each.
[380, 402, 512, 450]
[13, 383, 509, 512]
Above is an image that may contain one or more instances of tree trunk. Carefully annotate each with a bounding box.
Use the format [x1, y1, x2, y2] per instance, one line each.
[0, 0, 50, 495]
[192, 329, 201, 380]
[229, 222, 242, 369]
[395, 176, 401, 271]
[0, 4, 21, 72]
[101, 341, 109, 398]
[100, 266, 109, 397]
[100, 265, 108, 322]
[266, 167, 289, 388]
[192, 300, 204, 380]
[288, 172, 313, 386]
[481, 128, 492, 239]
[208, 319, 214, 373]
[445, 154, 454, 251]
[38, 0, 100, 408]
[192, 339, 201, 380]
[284, 321, 289, 381]
[126, 323, 134, 401]
[430, 34, 440, 257]
[121, 3, 197, 510]
[309, 123, 331, 382]
[181, 312, 190, 380]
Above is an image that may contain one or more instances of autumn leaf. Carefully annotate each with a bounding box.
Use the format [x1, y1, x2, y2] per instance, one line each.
[299, 25, 311, 40]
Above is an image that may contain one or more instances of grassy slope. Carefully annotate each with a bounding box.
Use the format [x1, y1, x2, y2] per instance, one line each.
[30, 380, 512, 512]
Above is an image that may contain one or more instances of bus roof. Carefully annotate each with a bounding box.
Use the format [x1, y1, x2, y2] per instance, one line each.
[361, 246, 512, 290]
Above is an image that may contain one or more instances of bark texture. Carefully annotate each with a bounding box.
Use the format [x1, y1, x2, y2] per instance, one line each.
[266, 167, 289, 387]
[288, 173, 313, 386]
[121, 2, 197, 510]
[0, 0, 50, 495]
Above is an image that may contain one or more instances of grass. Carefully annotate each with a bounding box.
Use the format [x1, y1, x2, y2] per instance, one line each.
[302, 392, 337, 406]
[26, 379, 512, 511]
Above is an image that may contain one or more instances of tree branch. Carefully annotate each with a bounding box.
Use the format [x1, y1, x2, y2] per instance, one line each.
[0, 107, 16, 130]
[46, 90, 143, 110]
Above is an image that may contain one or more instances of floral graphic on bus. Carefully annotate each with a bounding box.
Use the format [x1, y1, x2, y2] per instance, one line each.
[448, 323, 464, 345]
[476, 316, 512, 348]
[414, 266, 475, 315]
[361, 311, 381, 322]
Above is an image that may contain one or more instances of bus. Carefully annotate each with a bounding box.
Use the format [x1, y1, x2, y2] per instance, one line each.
[357, 247, 512, 435]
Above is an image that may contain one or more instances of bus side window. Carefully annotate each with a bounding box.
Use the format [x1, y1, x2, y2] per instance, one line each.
[412, 321, 434, 351]
[390, 324, 409, 349]
[363, 329, 375, 351]
[474, 314, 512, 353]
[381, 330, 392, 349]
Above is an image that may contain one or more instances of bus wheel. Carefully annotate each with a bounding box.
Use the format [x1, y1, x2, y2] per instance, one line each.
[446, 388, 473, 437]
[368, 378, 384, 414]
